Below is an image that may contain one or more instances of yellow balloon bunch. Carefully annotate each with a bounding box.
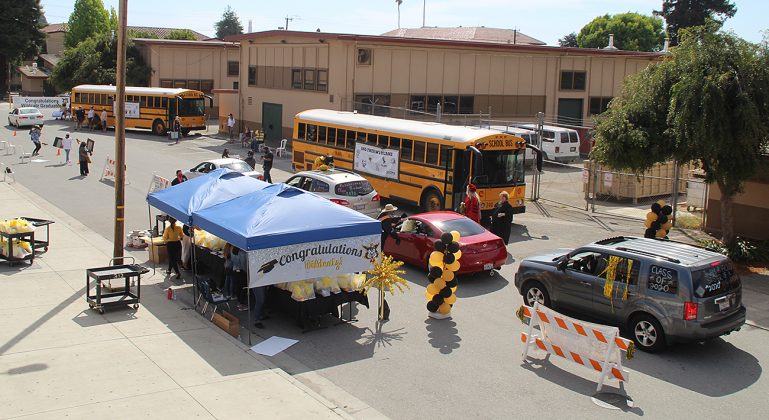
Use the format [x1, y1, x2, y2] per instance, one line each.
[425, 230, 461, 316]
[644, 200, 674, 239]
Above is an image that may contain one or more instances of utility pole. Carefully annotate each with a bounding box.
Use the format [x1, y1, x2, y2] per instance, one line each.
[422, 0, 426, 28]
[113, 0, 128, 263]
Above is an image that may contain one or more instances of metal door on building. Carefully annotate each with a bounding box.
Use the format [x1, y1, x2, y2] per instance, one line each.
[261, 103, 282, 141]
[557, 98, 583, 126]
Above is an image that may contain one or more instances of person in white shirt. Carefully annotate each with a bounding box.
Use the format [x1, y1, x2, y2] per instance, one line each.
[100, 109, 108, 131]
[227, 114, 235, 142]
[62, 133, 73, 164]
[87, 107, 95, 130]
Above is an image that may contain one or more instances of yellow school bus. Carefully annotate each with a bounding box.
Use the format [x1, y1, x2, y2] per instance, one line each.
[70, 85, 209, 135]
[292, 109, 539, 218]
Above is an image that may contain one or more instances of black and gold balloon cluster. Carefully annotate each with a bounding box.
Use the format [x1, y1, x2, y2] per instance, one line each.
[644, 201, 673, 239]
[425, 231, 461, 316]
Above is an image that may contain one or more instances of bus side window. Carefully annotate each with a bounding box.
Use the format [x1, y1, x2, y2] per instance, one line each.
[390, 137, 400, 151]
[346, 130, 356, 150]
[402, 138, 413, 160]
[74, 92, 81, 103]
[439, 145, 451, 168]
[357, 131, 366, 144]
[426, 143, 439, 165]
[378, 135, 388, 147]
[336, 129, 345, 147]
[298, 123, 306, 140]
[413, 141, 426, 162]
[319, 126, 327, 144]
[161, 97, 168, 108]
[307, 124, 317, 142]
[140, 96, 147, 107]
[367, 133, 376, 144]
[328, 128, 337, 146]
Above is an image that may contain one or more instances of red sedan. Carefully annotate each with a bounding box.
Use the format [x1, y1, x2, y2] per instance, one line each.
[383, 211, 508, 275]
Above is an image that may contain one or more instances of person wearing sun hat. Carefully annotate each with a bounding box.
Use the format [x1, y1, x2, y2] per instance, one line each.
[377, 203, 402, 250]
[463, 184, 481, 224]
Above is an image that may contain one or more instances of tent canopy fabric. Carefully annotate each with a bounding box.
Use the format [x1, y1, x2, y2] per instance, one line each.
[146, 169, 269, 223]
[192, 183, 381, 251]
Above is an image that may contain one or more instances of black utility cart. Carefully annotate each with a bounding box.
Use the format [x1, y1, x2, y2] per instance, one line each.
[0, 230, 35, 266]
[21, 217, 54, 252]
[86, 257, 149, 314]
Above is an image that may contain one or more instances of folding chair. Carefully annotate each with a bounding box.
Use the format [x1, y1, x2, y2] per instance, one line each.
[18, 146, 32, 163]
[5, 142, 16, 156]
[0, 140, 7, 150]
[276, 139, 288, 157]
[198, 278, 230, 321]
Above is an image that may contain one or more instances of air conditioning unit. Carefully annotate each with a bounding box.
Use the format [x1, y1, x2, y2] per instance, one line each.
[357, 48, 372, 65]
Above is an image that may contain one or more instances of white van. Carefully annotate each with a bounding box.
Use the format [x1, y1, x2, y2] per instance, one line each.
[513, 124, 580, 162]
[489, 125, 537, 163]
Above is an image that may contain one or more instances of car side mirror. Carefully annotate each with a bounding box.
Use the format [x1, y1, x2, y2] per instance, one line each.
[557, 258, 568, 271]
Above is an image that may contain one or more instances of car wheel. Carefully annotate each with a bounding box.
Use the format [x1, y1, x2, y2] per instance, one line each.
[522, 281, 550, 307]
[630, 314, 666, 353]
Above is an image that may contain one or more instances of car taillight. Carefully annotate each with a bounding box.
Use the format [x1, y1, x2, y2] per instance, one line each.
[257, 175, 264, 180]
[36, 115, 43, 119]
[330, 198, 350, 206]
[371, 194, 381, 202]
[684, 302, 698, 320]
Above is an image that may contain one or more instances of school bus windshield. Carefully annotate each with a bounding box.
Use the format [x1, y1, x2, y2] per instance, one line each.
[478, 149, 525, 186]
[178, 98, 205, 116]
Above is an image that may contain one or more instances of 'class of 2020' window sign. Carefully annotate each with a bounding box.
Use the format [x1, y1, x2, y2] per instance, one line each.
[648, 265, 678, 294]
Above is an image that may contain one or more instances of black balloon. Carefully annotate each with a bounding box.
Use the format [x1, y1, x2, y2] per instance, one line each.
[434, 241, 446, 252]
[439, 286, 452, 298]
[644, 227, 657, 239]
[432, 294, 444, 304]
[441, 232, 453, 244]
[446, 279, 458, 288]
[447, 242, 460, 253]
[651, 202, 661, 214]
[427, 301, 439, 312]
[661, 205, 673, 216]
[443, 253, 455, 264]
[658, 215, 668, 226]
[429, 266, 443, 278]
[427, 274, 436, 283]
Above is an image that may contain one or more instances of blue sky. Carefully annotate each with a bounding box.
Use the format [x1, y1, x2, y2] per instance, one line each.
[41, 0, 766, 45]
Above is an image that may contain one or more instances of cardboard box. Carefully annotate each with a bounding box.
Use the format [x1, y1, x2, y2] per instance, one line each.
[212, 311, 240, 338]
[143, 237, 167, 264]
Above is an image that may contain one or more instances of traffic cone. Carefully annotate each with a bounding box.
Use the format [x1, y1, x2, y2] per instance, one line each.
[13, 130, 16, 137]
[57, 148, 61, 156]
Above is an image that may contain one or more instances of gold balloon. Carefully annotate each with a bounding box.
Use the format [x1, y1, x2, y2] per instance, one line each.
[656, 229, 667, 238]
[453, 250, 462, 261]
[429, 251, 444, 268]
[440, 270, 454, 282]
[433, 279, 446, 290]
[438, 302, 452, 314]
[451, 230, 461, 242]
[645, 212, 657, 228]
[446, 294, 457, 304]
[446, 260, 460, 272]
[425, 290, 435, 299]
[426, 283, 440, 295]
[451, 286, 457, 293]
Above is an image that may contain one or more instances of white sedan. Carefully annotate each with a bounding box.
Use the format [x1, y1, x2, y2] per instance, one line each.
[8, 107, 45, 128]
[184, 158, 263, 180]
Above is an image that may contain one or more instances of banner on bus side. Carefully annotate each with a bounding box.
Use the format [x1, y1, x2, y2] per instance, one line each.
[113, 102, 141, 119]
[353, 143, 399, 180]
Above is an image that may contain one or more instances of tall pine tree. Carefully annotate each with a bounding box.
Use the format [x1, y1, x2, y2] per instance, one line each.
[215, 6, 244, 39]
[0, 0, 45, 93]
[655, 0, 736, 45]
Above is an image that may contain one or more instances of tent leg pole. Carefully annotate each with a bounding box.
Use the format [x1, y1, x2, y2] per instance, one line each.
[247, 259, 252, 346]
[147, 205, 155, 276]
[191, 230, 197, 310]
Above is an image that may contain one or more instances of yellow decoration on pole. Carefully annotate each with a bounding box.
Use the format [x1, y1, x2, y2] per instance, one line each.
[364, 255, 409, 320]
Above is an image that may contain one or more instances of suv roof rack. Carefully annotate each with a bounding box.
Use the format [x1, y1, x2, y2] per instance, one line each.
[615, 247, 681, 264]
[595, 236, 628, 245]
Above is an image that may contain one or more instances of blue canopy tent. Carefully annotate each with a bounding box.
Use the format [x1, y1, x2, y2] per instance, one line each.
[192, 183, 381, 288]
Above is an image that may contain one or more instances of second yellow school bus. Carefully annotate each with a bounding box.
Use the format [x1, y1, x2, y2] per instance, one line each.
[292, 109, 533, 219]
[70, 85, 209, 135]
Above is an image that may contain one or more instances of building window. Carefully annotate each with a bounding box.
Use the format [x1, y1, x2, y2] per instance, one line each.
[292, 69, 302, 89]
[173, 80, 186, 88]
[248, 65, 256, 86]
[410, 95, 425, 114]
[356, 48, 372, 65]
[459, 96, 474, 114]
[589, 96, 613, 115]
[187, 80, 201, 91]
[427, 95, 441, 113]
[233, 81, 239, 89]
[560, 71, 586, 90]
[227, 61, 239, 76]
[443, 96, 458, 114]
[159, 80, 173, 88]
[316, 70, 328, 92]
[303, 69, 315, 90]
[200, 80, 214, 93]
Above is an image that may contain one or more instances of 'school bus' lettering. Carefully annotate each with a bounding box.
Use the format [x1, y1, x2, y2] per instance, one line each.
[70, 85, 210, 136]
[292, 109, 534, 216]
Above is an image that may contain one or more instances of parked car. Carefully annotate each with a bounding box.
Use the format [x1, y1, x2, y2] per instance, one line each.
[383, 211, 507, 275]
[514, 236, 746, 352]
[8, 107, 44, 128]
[184, 158, 263, 180]
[286, 168, 380, 217]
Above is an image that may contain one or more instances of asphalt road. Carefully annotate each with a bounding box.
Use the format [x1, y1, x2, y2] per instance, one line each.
[2, 105, 767, 419]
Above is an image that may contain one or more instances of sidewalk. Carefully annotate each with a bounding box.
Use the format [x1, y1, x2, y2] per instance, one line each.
[0, 181, 371, 419]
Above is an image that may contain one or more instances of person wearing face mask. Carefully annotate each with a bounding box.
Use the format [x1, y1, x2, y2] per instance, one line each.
[171, 169, 187, 186]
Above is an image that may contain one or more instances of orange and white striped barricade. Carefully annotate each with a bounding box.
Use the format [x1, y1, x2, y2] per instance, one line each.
[101, 156, 116, 181]
[517, 302, 635, 392]
[148, 173, 171, 194]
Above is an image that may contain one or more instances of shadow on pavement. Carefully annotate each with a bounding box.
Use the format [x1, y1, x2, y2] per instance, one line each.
[425, 318, 461, 354]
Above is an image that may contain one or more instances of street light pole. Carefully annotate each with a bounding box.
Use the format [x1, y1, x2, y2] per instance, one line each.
[113, 0, 128, 263]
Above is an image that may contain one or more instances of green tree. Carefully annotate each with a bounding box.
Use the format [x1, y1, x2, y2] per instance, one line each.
[592, 26, 769, 245]
[108, 6, 118, 33]
[655, 0, 736, 45]
[0, 0, 45, 93]
[65, 0, 110, 48]
[558, 32, 578, 47]
[214, 6, 243, 39]
[167, 29, 199, 40]
[51, 32, 150, 91]
[577, 12, 665, 52]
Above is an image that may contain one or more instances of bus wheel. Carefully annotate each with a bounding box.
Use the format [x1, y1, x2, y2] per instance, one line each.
[181, 128, 190, 136]
[152, 119, 166, 136]
[421, 189, 443, 213]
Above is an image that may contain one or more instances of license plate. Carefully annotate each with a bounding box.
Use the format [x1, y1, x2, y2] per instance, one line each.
[353, 204, 365, 210]
[483, 263, 493, 270]
[716, 296, 730, 311]
[570, 147, 577, 152]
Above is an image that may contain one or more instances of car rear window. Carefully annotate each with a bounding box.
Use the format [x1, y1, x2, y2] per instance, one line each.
[335, 180, 373, 197]
[221, 161, 252, 173]
[20, 108, 37, 114]
[433, 218, 486, 237]
[569, 132, 579, 143]
[692, 262, 740, 298]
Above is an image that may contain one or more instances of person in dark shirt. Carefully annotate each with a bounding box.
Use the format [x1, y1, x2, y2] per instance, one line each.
[171, 170, 187, 186]
[490, 191, 514, 245]
[377, 203, 402, 251]
[75, 107, 85, 130]
[244, 150, 257, 169]
[261, 147, 273, 183]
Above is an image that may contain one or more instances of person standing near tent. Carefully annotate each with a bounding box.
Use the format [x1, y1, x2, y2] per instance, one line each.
[227, 114, 235, 142]
[261, 147, 273, 183]
[163, 217, 183, 279]
[180, 224, 192, 271]
[377, 203, 401, 251]
[223, 243, 237, 299]
[171, 169, 187, 186]
[244, 150, 256, 169]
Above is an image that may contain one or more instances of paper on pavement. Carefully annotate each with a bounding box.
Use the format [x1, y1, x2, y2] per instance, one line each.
[250, 336, 298, 356]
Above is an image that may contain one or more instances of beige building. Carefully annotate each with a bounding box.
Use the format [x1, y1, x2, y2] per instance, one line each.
[223, 29, 664, 141]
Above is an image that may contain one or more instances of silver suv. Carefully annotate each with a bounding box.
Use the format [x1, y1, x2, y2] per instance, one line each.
[514, 236, 746, 352]
[286, 168, 381, 217]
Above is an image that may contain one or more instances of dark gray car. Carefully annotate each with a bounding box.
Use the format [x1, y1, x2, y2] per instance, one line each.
[514, 236, 746, 352]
